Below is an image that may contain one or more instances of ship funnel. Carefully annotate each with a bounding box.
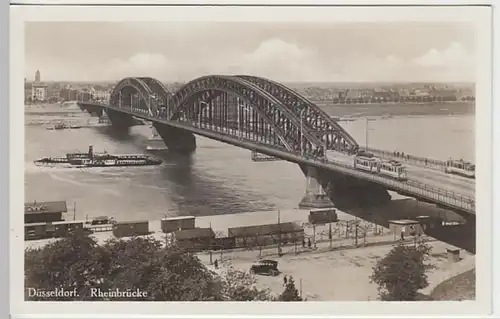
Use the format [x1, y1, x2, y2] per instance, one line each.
[88, 145, 93, 160]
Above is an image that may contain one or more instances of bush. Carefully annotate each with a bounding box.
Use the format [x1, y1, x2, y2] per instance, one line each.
[25, 232, 274, 301]
[370, 242, 433, 301]
[279, 277, 303, 301]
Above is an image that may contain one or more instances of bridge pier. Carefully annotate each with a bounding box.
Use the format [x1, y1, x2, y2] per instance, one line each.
[327, 179, 392, 209]
[298, 165, 392, 210]
[153, 123, 196, 154]
[298, 165, 335, 209]
[78, 104, 103, 117]
[106, 109, 136, 134]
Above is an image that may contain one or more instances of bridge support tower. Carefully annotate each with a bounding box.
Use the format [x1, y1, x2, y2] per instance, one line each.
[153, 123, 197, 154]
[78, 104, 104, 117]
[298, 165, 335, 209]
[106, 109, 136, 134]
[298, 165, 392, 210]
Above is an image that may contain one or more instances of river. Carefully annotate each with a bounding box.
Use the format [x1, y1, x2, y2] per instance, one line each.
[24, 106, 474, 222]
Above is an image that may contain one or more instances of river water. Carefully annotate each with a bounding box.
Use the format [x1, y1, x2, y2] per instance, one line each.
[24, 106, 474, 222]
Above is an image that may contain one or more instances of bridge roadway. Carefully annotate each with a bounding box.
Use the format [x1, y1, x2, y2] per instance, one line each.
[171, 118, 475, 199]
[325, 151, 475, 198]
[363, 147, 449, 171]
[79, 102, 475, 215]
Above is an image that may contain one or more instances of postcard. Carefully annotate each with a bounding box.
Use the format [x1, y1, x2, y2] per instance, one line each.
[10, 3, 493, 317]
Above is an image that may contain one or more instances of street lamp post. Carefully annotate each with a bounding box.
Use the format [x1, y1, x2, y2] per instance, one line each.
[365, 117, 376, 150]
[365, 117, 369, 150]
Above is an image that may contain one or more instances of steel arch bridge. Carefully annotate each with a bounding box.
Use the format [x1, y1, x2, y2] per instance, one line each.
[79, 75, 476, 216]
[108, 75, 359, 156]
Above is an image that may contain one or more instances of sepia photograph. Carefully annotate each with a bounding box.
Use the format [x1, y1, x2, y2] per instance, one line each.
[10, 4, 493, 317]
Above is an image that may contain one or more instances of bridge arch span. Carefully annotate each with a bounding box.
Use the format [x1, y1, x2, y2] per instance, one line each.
[110, 77, 156, 116]
[236, 75, 359, 151]
[138, 77, 174, 103]
[167, 75, 325, 153]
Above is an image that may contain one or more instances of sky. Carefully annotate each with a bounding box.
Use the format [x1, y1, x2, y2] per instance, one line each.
[25, 22, 477, 83]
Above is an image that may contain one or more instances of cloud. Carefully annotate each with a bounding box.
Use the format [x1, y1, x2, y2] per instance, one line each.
[81, 40, 476, 83]
[414, 41, 473, 67]
[411, 42, 475, 81]
[103, 53, 176, 80]
[100, 38, 344, 83]
[234, 38, 340, 82]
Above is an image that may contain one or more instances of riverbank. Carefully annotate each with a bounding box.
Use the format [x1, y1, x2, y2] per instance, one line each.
[25, 103, 82, 116]
[430, 268, 476, 300]
[25, 198, 471, 251]
[24, 101, 475, 120]
[206, 238, 474, 301]
[24, 198, 474, 301]
[317, 101, 474, 118]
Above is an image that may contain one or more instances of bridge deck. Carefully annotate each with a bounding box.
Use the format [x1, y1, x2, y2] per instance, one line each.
[364, 147, 449, 171]
[78, 102, 475, 215]
[325, 151, 474, 198]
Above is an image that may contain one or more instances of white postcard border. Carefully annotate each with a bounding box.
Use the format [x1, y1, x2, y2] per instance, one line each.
[10, 5, 493, 317]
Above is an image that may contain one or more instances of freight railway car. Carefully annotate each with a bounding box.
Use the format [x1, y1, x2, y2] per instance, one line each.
[308, 208, 338, 225]
[24, 220, 85, 240]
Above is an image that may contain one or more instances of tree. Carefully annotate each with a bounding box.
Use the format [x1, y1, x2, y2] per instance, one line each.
[24, 231, 107, 300]
[219, 267, 274, 301]
[100, 237, 221, 301]
[370, 242, 433, 301]
[279, 277, 303, 301]
[25, 232, 275, 301]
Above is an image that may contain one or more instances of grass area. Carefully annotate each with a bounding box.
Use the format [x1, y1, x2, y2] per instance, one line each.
[430, 269, 476, 301]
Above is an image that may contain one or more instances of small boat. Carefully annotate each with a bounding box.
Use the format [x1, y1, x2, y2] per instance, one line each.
[146, 145, 168, 151]
[70, 125, 82, 129]
[46, 123, 69, 130]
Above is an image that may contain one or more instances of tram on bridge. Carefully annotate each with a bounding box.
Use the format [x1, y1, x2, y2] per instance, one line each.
[353, 156, 408, 181]
[445, 159, 475, 179]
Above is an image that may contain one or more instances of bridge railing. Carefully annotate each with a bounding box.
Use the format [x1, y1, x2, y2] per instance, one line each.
[361, 146, 447, 171]
[82, 102, 474, 213]
[303, 154, 474, 213]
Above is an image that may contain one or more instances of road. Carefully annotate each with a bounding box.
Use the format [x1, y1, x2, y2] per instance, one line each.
[148, 118, 475, 198]
[139, 113, 476, 199]
[325, 151, 475, 198]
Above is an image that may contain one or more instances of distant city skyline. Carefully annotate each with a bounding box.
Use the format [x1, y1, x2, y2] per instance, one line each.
[25, 22, 476, 83]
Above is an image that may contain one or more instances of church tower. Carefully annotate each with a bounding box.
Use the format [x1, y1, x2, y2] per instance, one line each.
[35, 70, 41, 82]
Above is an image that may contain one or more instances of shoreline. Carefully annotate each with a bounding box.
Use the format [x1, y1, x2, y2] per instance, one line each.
[24, 203, 475, 301]
[25, 198, 468, 250]
[24, 102, 475, 120]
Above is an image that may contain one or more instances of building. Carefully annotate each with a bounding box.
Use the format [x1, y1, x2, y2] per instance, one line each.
[60, 88, 79, 101]
[388, 219, 424, 240]
[77, 89, 93, 102]
[31, 70, 48, 101]
[93, 89, 111, 103]
[24, 200, 67, 224]
[46, 83, 62, 101]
